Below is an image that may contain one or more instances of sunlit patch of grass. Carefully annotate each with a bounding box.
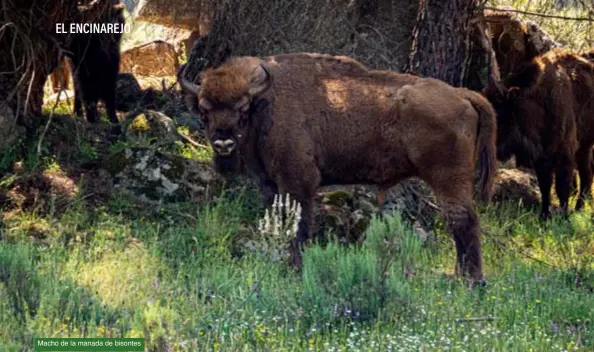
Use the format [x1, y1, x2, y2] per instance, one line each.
[69, 244, 164, 309]
[41, 99, 73, 116]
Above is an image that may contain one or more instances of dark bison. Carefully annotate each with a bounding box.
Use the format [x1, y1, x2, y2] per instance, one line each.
[178, 53, 497, 284]
[66, 1, 125, 130]
[485, 48, 594, 219]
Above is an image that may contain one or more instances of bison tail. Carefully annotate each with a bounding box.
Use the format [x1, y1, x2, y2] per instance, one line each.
[460, 89, 498, 204]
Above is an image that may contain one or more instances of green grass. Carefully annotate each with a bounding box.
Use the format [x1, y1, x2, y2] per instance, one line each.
[0, 182, 592, 351]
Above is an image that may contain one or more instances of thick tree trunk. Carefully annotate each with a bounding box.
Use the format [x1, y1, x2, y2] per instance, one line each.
[407, 0, 479, 87]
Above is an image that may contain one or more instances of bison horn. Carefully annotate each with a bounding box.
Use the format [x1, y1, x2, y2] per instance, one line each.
[177, 64, 201, 96]
[248, 63, 273, 97]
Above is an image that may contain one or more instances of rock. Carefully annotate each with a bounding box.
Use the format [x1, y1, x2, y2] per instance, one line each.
[103, 147, 222, 204]
[173, 112, 204, 133]
[115, 73, 143, 111]
[380, 179, 439, 232]
[315, 187, 378, 244]
[120, 40, 180, 77]
[124, 110, 179, 146]
[492, 168, 541, 208]
[132, 0, 214, 34]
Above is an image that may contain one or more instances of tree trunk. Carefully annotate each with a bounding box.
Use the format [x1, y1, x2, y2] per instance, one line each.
[407, 0, 479, 87]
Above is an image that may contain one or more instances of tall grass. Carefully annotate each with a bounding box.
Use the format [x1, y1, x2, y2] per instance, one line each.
[0, 186, 592, 351]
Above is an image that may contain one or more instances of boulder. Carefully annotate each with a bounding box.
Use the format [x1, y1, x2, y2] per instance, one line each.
[492, 168, 541, 208]
[124, 110, 205, 149]
[103, 147, 222, 204]
[132, 0, 214, 34]
[120, 40, 180, 77]
[315, 187, 378, 244]
[125, 110, 179, 145]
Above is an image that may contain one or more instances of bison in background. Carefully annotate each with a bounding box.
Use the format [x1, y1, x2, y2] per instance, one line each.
[48, 58, 71, 93]
[485, 48, 594, 219]
[66, 1, 125, 131]
[178, 53, 497, 285]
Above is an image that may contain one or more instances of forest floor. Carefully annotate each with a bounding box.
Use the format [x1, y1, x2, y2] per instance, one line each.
[0, 89, 593, 352]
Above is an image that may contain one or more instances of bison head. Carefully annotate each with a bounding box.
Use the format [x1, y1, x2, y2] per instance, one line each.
[178, 58, 273, 174]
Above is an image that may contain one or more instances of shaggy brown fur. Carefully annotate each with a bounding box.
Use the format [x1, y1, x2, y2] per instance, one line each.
[49, 57, 71, 93]
[485, 10, 559, 81]
[179, 52, 498, 283]
[485, 48, 594, 219]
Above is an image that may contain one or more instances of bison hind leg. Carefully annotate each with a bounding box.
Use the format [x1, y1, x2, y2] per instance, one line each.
[442, 201, 484, 285]
[421, 167, 484, 286]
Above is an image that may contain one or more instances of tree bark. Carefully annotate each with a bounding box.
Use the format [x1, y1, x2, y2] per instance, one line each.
[407, 0, 480, 87]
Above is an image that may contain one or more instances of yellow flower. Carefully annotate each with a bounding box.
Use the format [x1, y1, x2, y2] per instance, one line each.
[535, 299, 541, 304]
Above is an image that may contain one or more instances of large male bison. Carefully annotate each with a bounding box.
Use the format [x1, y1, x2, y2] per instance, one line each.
[67, 2, 125, 129]
[178, 53, 497, 284]
[485, 48, 594, 219]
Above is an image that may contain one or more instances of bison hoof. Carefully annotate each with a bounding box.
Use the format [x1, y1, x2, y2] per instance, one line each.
[470, 278, 488, 290]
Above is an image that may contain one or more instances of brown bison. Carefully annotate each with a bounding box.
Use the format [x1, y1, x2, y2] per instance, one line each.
[178, 53, 497, 283]
[485, 48, 594, 219]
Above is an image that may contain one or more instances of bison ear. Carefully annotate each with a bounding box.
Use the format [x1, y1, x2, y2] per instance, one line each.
[507, 87, 520, 101]
[248, 63, 273, 97]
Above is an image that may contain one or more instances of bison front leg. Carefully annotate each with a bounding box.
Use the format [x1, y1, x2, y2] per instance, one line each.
[575, 146, 593, 211]
[275, 163, 321, 270]
[534, 160, 554, 220]
[259, 179, 279, 207]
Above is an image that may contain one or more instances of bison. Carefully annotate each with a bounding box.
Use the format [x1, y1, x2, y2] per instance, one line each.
[48, 57, 71, 94]
[178, 53, 497, 284]
[66, 1, 124, 130]
[485, 48, 594, 219]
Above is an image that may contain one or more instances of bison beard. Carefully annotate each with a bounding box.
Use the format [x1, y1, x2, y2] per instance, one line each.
[178, 53, 498, 286]
[213, 154, 242, 174]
